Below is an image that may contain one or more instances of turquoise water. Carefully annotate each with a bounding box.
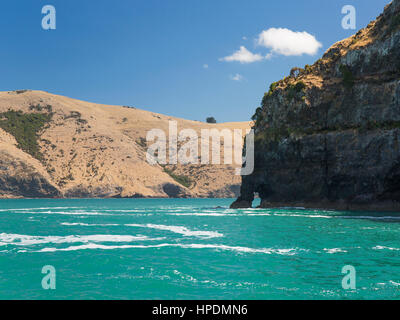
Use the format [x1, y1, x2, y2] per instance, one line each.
[0, 198, 399, 300]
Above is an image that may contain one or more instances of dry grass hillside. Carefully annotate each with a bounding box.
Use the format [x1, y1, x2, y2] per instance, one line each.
[0, 90, 250, 198]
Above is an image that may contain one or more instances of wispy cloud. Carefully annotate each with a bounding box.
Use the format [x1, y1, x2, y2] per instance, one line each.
[230, 73, 243, 81]
[265, 53, 273, 60]
[257, 28, 322, 56]
[203, 64, 209, 69]
[219, 46, 263, 64]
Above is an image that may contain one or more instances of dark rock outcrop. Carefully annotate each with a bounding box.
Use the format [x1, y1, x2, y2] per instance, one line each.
[232, 0, 400, 211]
[162, 183, 188, 198]
[0, 151, 60, 198]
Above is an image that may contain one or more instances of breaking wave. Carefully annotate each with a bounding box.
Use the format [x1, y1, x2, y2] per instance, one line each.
[33, 243, 303, 255]
[0, 233, 164, 246]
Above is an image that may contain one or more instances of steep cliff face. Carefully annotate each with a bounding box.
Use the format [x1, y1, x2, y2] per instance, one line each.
[232, 0, 400, 211]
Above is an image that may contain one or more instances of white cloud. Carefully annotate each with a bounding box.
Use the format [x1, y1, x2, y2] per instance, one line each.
[219, 46, 263, 64]
[242, 36, 247, 40]
[203, 64, 209, 69]
[257, 28, 322, 56]
[230, 73, 243, 81]
[265, 53, 273, 60]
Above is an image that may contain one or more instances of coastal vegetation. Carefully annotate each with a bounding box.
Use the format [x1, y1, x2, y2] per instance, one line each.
[163, 166, 192, 188]
[136, 137, 147, 149]
[255, 120, 400, 146]
[206, 117, 217, 124]
[286, 81, 306, 100]
[0, 109, 52, 160]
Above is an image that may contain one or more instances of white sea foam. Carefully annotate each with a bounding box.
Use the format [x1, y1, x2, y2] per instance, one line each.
[341, 216, 400, 220]
[164, 211, 340, 218]
[33, 243, 302, 255]
[4, 209, 112, 216]
[61, 222, 119, 226]
[173, 212, 330, 218]
[125, 224, 223, 239]
[323, 248, 348, 254]
[168, 212, 272, 217]
[372, 245, 400, 251]
[37, 211, 112, 215]
[0, 233, 164, 246]
[166, 211, 400, 220]
[102, 209, 144, 212]
[276, 213, 333, 219]
[168, 212, 237, 217]
[60, 222, 223, 239]
[0, 207, 79, 212]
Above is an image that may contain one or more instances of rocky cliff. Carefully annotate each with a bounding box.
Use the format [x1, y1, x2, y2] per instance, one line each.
[232, 0, 400, 211]
[0, 90, 250, 198]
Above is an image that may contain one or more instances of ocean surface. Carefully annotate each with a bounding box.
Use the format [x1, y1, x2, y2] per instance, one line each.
[0, 198, 399, 300]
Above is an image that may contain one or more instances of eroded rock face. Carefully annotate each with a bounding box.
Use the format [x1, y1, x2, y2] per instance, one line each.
[232, 0, 400, 211]
[0, 151, 60, 198]
[162, 183, 188, 198]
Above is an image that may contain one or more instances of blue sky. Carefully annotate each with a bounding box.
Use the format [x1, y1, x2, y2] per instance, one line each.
[0, 0, 391, 122]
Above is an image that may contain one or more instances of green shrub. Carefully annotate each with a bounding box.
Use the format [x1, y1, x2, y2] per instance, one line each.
[287, 81, 306, 100]
[0, 110, 52, 160]
[304, 64, 312, 73]
[269, 82, 278, 92]
[29, 104, 53, 113]
[163, 167, 192, 188]
[65, 111, 82, 119]
[294, 81, 306, 91]
[267, 82, 278, 97]
[136, 137, 147, 148]
[15, 90, 28, 94]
